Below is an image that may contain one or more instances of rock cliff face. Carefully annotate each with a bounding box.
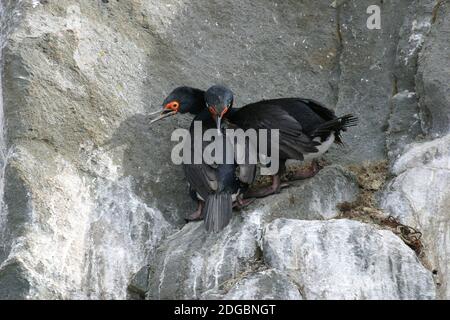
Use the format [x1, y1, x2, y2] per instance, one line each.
[0, 0, 448, 300]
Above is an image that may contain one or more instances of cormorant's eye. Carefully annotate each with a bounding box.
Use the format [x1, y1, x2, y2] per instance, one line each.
[164, 101, 180, 111]
[220, 106, 229, 118]
[208, 106, 217, 116]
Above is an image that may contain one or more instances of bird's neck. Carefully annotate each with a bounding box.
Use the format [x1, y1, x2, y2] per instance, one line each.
[188, 88, 207, 115]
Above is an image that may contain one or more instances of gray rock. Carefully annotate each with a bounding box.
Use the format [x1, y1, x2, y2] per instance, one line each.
[382, 5, 450, 299]
[0, 0, 346, 299]
[0, 260, 31, 300]
[385, 0, 434, 163]
[263, 218, 436, 300]
[127, 265, 150, 300]
[223, 269, 302, 300]
[381, 134, 450, 299]
[416, 1, 450, 137]
[393, 0, 434, 91]
[386, 91, 423, 161]
[0, 0, 447, 300]
[329, 0, 411, 163]
[384, 0, 434, 163]
[145, 165, 358, 300]
[0, 143, 174, 299]
[246, 165, 359, 221]
[147, 214, 262, 300]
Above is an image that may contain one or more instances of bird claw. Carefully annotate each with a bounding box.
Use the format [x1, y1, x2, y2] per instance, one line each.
[233, 195, 255, 209]
[185, 212, 204, 222]
[280, 182, 290, 189]
[185, 202, 204, 222]
[243, 184, 283, 199]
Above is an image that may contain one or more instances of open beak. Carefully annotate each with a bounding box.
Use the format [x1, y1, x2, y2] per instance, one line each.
[148, 109, 163, 116]
[149, 109, 178, 124]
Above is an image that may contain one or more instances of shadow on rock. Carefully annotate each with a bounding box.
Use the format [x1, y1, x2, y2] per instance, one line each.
[104, 113, 195, 226]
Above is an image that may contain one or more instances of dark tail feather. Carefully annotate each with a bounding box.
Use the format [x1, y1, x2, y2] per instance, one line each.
[203, 193, 233, 233]
[312, 114, 358, 145]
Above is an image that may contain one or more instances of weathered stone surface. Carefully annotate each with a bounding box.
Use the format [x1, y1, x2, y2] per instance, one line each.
[0, 144, 174, 299]
[127, 265, 150, 300]
[0, 0, 448, 300]
[393, 0, 434, 91]
[0, 0, 343, 299]
[147, 213, 262, 300]
[146, 166, 358, 300]
[387, 91, 423, 162]
[329, 0, 411, 163]
[381, 134, 450, 299]
[263, 219, 436, 300]
[223, 269, 302, 300]
[2, 0, 195, 224]
[0, 260, 31, 300]
[382, 3, 450, 299]
[0, 0, 181, 299]
[385, 0, 434, 162]
[247, 165, 359, 221]
[416, 1, 450, 137]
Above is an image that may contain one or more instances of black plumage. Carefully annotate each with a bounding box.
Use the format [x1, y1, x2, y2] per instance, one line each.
[204, 85, 358, 198]
[183, 109, 241, 232]
[228, 98, 357, 159]
[151, 87, 254, 232]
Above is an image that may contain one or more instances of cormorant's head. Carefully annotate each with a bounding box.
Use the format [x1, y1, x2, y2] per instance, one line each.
[204, 85, 234, 133]
[150, 86, 205, 124]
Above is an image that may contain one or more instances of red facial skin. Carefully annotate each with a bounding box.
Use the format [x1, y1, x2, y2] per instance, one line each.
[208, 106, 229, 118]
[164, 101, 180, 112]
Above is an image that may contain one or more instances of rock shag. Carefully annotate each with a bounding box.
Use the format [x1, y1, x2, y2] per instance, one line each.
[204, 84, 358, 198]
[151, 87, 254, 232]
